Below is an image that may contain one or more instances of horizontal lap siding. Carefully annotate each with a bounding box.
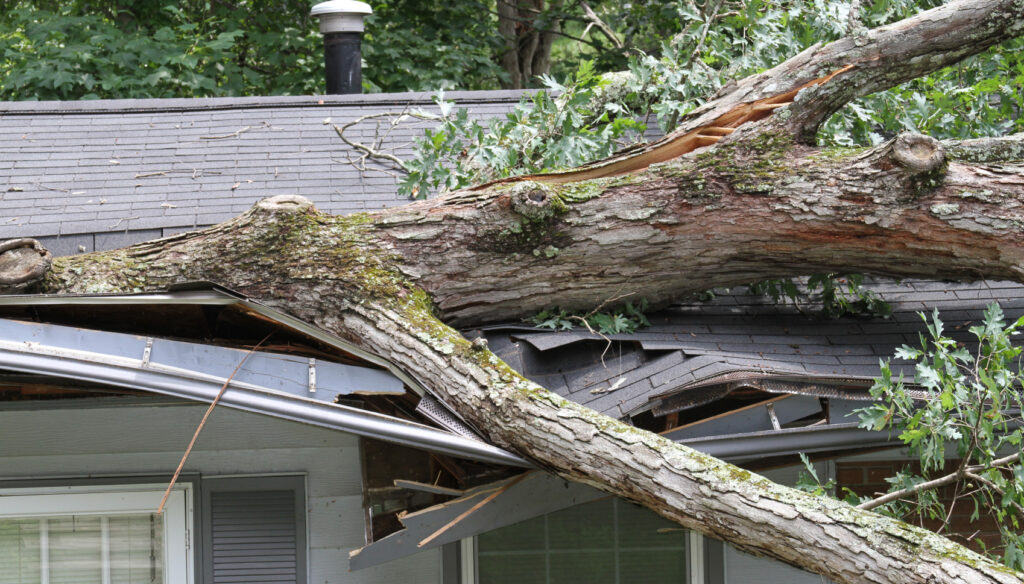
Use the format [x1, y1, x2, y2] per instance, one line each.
[0, 404, 442, 583]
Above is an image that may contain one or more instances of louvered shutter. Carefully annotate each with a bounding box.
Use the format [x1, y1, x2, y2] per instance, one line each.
[203, 477, 306, 584]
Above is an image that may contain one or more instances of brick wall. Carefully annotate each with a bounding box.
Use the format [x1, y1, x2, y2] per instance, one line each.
[836, 460, 1003, 554]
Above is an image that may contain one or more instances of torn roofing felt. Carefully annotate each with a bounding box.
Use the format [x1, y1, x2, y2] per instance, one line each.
[471, 279, 1024, 422]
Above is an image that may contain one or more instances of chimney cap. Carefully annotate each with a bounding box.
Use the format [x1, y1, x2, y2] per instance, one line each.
[311, 0, 372, 16]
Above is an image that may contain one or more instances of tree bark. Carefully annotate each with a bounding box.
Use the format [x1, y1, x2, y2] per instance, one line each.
[15, 1, 1024, 582]
[497, 0, 562, 89]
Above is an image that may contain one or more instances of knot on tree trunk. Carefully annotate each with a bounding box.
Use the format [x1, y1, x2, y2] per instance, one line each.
[891, 133, 946, 173]
[0, 238, 52, 292]
[255, 194, 316, 214]
[510, 183, 560, 221]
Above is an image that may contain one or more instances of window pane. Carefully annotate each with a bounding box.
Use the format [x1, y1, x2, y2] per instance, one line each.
[547, 499, 614, 550]
[0, 514, 164, 584]
[0, 520, 42, 584]
[49, 516, 102, 584]
[478, 552, 546, 584]
[549, 551, 613, 583]
[109, 515, 164, 584]
[477, 499, 687, 584]
[618, 551, 686, 583]
[478, 516, 546, 553]
[616, 502, 686, 549]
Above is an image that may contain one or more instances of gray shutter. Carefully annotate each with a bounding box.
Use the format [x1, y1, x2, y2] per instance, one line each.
[204, 477, 307, 584]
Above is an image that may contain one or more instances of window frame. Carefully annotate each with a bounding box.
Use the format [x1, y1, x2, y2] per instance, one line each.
[461, 499, 713, 584]
[0, 482, 195, 584]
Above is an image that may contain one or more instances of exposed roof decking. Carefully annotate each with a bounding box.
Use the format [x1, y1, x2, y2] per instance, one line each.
[0, 91, 527, 252]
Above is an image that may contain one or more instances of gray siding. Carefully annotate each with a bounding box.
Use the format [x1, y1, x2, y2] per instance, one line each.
[0, 403, 441, 584]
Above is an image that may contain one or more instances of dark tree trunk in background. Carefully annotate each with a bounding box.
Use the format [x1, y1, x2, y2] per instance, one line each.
[498, 0, 564, 88]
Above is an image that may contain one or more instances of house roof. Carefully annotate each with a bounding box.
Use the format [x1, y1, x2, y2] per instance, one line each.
[6, 90, 1024, 449]
[475, 278, 1024, 427]
[7, 90, 1024, 569]
[6, 89, 1023, 445]
[0, 91, 526, 254]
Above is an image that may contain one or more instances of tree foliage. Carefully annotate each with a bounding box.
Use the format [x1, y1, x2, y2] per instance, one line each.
[0, 1, 322, 100]
[856, 305, 1024, 569]
[397, 0, 1023, 200]
[362, 0, 507, 92]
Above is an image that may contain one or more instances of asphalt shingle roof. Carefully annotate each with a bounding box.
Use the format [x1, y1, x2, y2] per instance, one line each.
[475, 279, 1024, 419]
[0, 91, 527, 254]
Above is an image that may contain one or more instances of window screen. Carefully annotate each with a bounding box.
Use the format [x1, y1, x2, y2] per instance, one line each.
[477, 498, 687, 584]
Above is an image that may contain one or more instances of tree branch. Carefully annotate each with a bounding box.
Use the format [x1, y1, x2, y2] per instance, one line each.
[35, 195, 1024, 583]
[858, 469, 964, 512]
[964, 471, 1024, 520]
[332, 113, 437, 174]
[946, 133, 1024, 164]
[365, 133, 1024, 326]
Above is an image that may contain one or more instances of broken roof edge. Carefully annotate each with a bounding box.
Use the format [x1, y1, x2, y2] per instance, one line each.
[0, 345, 529, 467]
[0, 89, 534, 115]
[0, 285, 426, 394]
[0, 322, 530, 468]
[0, 284, 489, 445]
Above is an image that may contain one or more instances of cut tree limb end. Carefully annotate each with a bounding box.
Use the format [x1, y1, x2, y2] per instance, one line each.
[256, 194, 316, 214]
[0, 238, 52, 292]
[891, 133, 946, 174]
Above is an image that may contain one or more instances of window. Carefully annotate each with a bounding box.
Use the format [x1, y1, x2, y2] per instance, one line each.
[0, 484, 193, 584]
[475, 498, 692, 584]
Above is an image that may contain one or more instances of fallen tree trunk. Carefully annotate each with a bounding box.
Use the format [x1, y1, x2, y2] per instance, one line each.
[12, 0, 1024, 582]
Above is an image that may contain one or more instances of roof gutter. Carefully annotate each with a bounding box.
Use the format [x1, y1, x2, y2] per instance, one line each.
[681, 423, 901, 462]
[0, 289, 433, 401]
[0, 340, 529, 467]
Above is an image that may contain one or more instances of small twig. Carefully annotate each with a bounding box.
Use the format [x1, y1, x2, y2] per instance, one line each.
[580, 1, 622, 48]
[859, 450, 1024, 512]
[334, 117, 422, 173]
[108, 216, 140, 230]
[32, 182, 71, 193]
[967, 451, 1021, 473]
[135, 171, 168, 179]
[964, 471, 1024, 518]
[688, 0, 724, 64]
[858, 469, 964, 511]
[201, 126, 253, 140]
[570, 289, 636, 366]
[157, 333, 272, 514]
[200, 121, 269, 140]
[847, 0, 866, 36]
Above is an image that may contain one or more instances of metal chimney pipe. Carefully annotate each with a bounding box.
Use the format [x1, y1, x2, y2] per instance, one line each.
[311, 0, 373, 95]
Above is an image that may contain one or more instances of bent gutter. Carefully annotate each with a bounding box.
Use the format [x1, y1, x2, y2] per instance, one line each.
[0, 287, 482, 434]
[0, 332, 529, 468]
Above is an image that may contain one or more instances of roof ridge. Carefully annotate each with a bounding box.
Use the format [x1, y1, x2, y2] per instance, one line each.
[0, 89, 534, 116]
